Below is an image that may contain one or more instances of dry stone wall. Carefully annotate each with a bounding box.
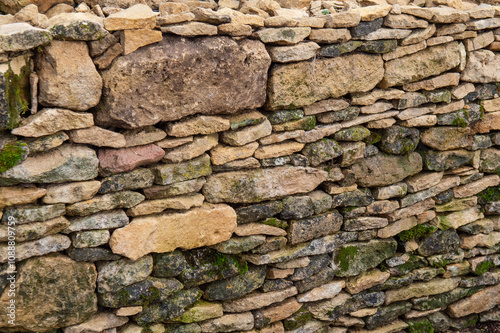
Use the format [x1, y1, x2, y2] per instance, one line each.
[2, 0, 500, 332]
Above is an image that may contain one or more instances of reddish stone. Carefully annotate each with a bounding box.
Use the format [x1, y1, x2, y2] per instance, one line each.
[98, 144, 165, 176]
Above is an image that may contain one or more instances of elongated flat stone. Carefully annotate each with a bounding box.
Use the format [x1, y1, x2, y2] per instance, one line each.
[0, 23, 51, 52]
[203, 166, 327, 203]
[0, 144, 98, 186]
[63, 210, 129, 233]
[379, 42, 461, 88]
[0, 186, 46, 208]
[222, 287, 297, 312]
[151, 154, 212, 185]
[110, 204, 237, 260]
[11, 108, 93, 137]
[267, 53, 383, 110]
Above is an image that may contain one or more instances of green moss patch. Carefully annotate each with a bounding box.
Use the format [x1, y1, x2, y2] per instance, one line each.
[0, 141, 27, 173]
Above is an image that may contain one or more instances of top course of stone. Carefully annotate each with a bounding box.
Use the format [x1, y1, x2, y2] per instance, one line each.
[1, 0, 500, 55]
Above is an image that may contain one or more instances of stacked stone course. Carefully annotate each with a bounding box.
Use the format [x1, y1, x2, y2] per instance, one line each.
[2, 0, 500, 332]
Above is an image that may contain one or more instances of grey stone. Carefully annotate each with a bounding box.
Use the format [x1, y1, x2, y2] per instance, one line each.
[295, 266, 335, 293]
[358, 40, 397, 54]
[332, 240, 397, 277]
[318, 41, 362, 57]
[301, 139, 342, 166]
[350, 18, 383, 37]
[64, 210, 129, 233]
[99, 168, 155, 194]
[134, 288, 202, 325]
[316, 106, 360, 123]
[0, 23, 51, 52]
[204, 265, 265, 301]
[0, 144, 98, 186]
[98, 277, 183, 308]
[1, 204, 65, 224]
[153, 251, 188, 278]
[245, 232, 357, 265]
[261, 279, 294, 292]
[47, 13, 106, 40]
[178, 249, 243, 287]
[236, 201, 283, 224]
[332, 188, 374, 207]
[379, 126, 419, 155]
[420, 149, 474, 171]
[212, 235, 266, 254]
[97, 255, 153, 293]
[290, 254, 330, 281]
[143, 178, 207, 200]
[67, 247, 122, 262]
[151, 154, 212, 186]
[280, 196, 314, 220]
[365, 302, 412, 329]
[418, 229, 461, 257]
[288, 212, 343, 245]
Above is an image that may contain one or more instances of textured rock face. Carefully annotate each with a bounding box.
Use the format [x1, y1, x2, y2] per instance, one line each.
[0, 144, 98, 186]
[203, 166, 328, 203]
[379, 42, 461, 88]
[0, 254, 97, 332]
[351, 152, 423, 187]
[266, 53, 384, 110]
[461, 50, 500, 83]
[110, 204, 237, 260]
[96, 36, 271, 128]
[36, 41, 102, 111]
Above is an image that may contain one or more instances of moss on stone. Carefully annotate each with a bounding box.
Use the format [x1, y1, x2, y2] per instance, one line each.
[473, 260, 492, 276]
[5, 60, 30, 129]
[0, 141, 27, 173]
[335, 245, 359, 272]
[477, 186, 500, 204]
[260, 217, 288, 229]
[407, 319, 434, 333]
[398, 224, 437, 242]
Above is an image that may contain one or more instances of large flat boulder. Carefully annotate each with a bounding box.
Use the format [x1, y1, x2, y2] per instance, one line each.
[109, 204, 237, 260]
[0, 254, 97, 332]
[203, 166, 328, 203]
[379, 42, 461, 88]
[266, 53, 384, 110]
[96, 36, 271, 128]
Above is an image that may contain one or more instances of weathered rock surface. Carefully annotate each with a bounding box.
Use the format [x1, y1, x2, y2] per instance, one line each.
[97, 255, 153, 294]
[110, 204, 237, 260]
[37, 41, 102, 111]
[0, 255, 97, 332]
[351, 152, 422, 187]
[379, 42, 461, 88]
[462, 50, 500, 83]
[0, 144, 98, 186]
[0, 23, 51, 52]
[203, 166, 327, 203]
[11, 108, 94, 137]
[98, 144, 165, 176]
[97, 36, 271, 128]
[266, 53, 384, 110]
[332, 240, 397, 277]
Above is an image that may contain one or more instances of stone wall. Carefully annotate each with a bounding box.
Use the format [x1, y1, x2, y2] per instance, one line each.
[1, 0, 500, 332]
